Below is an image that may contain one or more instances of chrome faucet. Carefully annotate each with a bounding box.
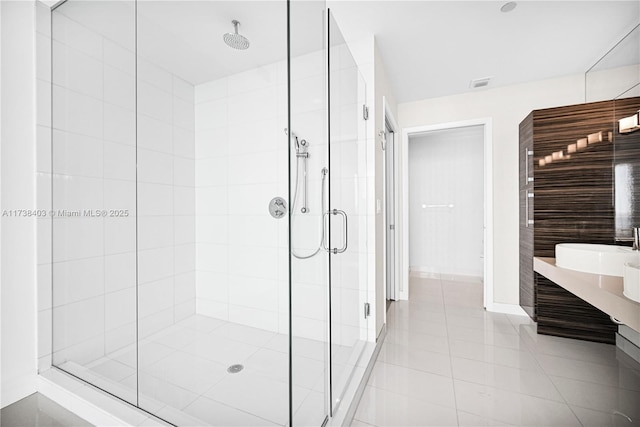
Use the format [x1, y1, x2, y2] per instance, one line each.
[634, 227, 640, 251]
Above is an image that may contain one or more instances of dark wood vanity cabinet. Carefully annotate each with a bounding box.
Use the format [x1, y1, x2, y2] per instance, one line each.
[519, 97, 640, 344]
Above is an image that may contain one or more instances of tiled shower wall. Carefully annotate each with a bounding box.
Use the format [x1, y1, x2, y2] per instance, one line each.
[36, 2, 196, 370]
[194, 52, 329, 339]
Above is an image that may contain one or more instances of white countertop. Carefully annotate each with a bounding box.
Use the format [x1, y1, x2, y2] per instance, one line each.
[533, 257, 640, 333]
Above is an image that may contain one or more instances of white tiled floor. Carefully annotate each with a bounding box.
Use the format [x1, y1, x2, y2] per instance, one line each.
[352, 272, 640, 427]
[57, 316, 333, 426]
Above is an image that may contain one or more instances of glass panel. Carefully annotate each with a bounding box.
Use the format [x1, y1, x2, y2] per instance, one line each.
[586, 24, 640, 102]
[135, 1, 291, 425]
[328, 11, 369, 414]
[289, 1, 330, 425]
[51, 0, 138, 404]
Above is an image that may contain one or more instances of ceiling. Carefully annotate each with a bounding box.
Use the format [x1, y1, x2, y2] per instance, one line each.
[329, 1, 640, 102]
[49, 0, 640, 103]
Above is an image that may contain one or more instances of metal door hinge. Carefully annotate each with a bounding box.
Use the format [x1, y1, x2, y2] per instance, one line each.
[389, 224, 395, 230]
[364, 302, 370, 318]
[363, 105, 369, 121]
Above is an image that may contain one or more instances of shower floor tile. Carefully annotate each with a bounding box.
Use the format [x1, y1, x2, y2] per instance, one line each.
[62, 315, 329, 426]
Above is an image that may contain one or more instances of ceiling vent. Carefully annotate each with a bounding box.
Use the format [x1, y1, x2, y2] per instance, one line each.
[469, 77, 492, 89]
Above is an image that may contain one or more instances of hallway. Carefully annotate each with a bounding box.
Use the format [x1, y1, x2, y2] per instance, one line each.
[352, 273, 640, 426]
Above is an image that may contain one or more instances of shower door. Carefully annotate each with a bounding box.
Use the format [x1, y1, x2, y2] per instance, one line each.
[327, 11, 370, 415]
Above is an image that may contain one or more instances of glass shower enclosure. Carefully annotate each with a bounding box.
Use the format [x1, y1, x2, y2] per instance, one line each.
[50, 0, 369, 425]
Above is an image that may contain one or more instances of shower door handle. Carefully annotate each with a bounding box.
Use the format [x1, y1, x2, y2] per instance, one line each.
[325, 209, 348, 254]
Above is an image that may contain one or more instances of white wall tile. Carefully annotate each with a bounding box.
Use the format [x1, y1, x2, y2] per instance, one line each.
[138, 58, 172, 93]
[174, 187, 195, 216]
[227, 64, 277, 96]
[138, 149, 174, 185]
[138, 278, 174, 318]
[104, 103, 135, 145]
[138, 216, 174, 250]
[138, 247, 174, 284]
[52, 86, 103, 139]
[53, 40, 103, 100]
[173, 76, 194, 103]
[227, 184, 276, 215]
[228, 305, 278, 332]
[228, 276, 278, 313]
[196, 271, 228, 303]
[138, 115, 173, 154]
[195, 243, 228, 273]
[105, 323, 136, 354]
[105, 252, 136, 293]
[138, 183, 173, 216]
[195, 158, 227, 187]
[195, 78, 227, 104]
[52, 130, 103, 178]
[105, 287, 136, 331]
[195, 127, 228, 159]
[53, 296, 105, 351]
[104, 217, 136, 255]
[174, 97, 195, 130]
[173, 127, 195, 159]
[174, 243, 195, 274]
[228, 215, 277, 248]
[227, 87, 278, 125]
[138, 81, 172, 122]
[174, 216, 196, 245]
[175, 300, 196, 321]
[52, 13, 103, 61]
[196, 215, 228, 244]
[103, 39, 135, 75]
[175, 271, 196, 303]
[53, 257, 104, 306]
[104, 142, 136, 181]
[104, 179, 135, 212]
[195, 99, 227, 130]
[104, 64, 135, 110]
[174, 157, 195, 187]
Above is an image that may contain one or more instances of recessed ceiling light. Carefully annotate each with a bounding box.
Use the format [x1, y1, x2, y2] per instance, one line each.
[501, 2, 517, 13]
[470, 77, 492, 89]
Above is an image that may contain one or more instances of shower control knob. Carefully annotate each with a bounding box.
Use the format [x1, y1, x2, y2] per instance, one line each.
[269, 197, 288, 219]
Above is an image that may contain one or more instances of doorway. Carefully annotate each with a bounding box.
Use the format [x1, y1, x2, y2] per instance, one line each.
[401, 119, 493, 307]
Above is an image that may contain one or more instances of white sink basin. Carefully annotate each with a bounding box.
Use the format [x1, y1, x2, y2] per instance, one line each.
[623, 262, 640, 303]
[555, 243, 640, 277]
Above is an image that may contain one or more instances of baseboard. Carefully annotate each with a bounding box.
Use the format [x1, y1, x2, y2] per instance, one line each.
[1, 373, 38, 408]
[486, 302, 528, 316]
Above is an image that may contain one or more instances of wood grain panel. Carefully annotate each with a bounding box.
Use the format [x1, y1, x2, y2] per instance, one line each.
[519, 97, 640, 344]
[519, 113, 535, 319]
[536, 274, 617, 344]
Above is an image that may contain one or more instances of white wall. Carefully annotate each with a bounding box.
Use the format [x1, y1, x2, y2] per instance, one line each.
[399, 73, 594, 305]
[408, 126, 484, 277]
[1, 0, 38, 407]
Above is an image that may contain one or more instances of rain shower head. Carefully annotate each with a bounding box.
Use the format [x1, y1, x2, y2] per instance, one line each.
[223, 20, 249, 50]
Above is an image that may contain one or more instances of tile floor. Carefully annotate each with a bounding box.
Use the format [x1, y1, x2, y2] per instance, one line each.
[0, 393, 91, 427]
[352, 272, 640, 427]
[56, 316, 360, 426]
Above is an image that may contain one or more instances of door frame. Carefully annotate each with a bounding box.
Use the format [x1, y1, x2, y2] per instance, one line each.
[382, 97, 400, 304]
[401, 118, 494, 309]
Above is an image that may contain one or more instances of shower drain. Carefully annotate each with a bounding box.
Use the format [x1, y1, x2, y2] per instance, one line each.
[227, 364, 244, 374]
